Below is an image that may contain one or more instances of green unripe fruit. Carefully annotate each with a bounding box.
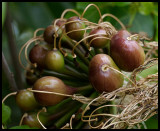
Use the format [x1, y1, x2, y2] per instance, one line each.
[65, 16, 85, 41]
[15, 89, 40, 111]
[44, 50, 64, 73]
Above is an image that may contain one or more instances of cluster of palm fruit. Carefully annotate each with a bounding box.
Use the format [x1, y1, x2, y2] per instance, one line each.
[15, 4, 146, 129]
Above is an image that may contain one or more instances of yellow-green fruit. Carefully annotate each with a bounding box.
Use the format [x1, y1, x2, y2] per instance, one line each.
[44, 50, 64, 72]
[16, 89, 39, 111]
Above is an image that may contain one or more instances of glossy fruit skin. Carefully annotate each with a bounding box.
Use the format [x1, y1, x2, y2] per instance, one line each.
[110, 30, 145, 72]
[22, 112, 48, 129]
[43, 20, 65, 44]
[16, 90, 40, 111]
[52, 19, 66, 30]
[43, 25, 55, 44]
[44, 50, 64, 72]
[33, 76, 75, 106]
[88, 27, 109, 48]
[89, 54, 124, 93]
[29, 44, 47, 68]
[65, 16, 85, 41]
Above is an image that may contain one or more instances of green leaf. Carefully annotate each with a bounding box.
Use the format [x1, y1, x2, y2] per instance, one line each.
[76, 2, 106, 23]
[2, 2, 7, 28]
[142, 115, 158, 129]
[2, 103, 11, 124]
[138, 2, 154, 15]
[154, 15, 158, 41]
[129, 13, 154, 38]
[9, 125, 39, 129]
[155, 25, 158, 41]
[136, 64, 158, 80]
[113, 2, 131, 7]
[9, 2, 53, 30]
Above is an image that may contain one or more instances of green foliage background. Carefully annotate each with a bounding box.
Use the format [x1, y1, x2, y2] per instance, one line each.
[2, 2, 158, 129]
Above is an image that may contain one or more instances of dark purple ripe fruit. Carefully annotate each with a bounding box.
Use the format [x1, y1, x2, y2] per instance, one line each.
[65, 16, 85, 41]
[110, 30, 145, 72]
[33, 76, 76, 106]
[29, 44, 48, 68]
[15, 89, 39, 111]
[89, 54, 124, 93]
[88, 27, 109, 48]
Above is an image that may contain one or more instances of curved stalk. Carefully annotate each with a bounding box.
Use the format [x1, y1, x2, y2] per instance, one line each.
[65, 53, 89, 74]
[60, 34, 90, 65]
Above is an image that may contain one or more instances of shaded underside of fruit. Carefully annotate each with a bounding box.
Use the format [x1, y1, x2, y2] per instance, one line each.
[22, 112, 48, 129]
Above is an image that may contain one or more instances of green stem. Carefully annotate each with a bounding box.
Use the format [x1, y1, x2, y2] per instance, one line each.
[40, 69, 90, 87]
[62, 34, 90, 66]
[65, 53, 89, 74]
[109, 101, 117, 115]
[63, 80, 89, 87]
[76, 91, 99, 120]
[47, 98, 72, 114]
[54, 102, 82, 128]
[76, 84, 93, 92]
[47, 101, 81, 128]
[64, 65, 88, 80]
[81, 41, 94, 58]
[40, 70, 80, 81]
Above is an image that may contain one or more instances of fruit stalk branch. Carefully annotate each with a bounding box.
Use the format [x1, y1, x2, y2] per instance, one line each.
[55, 102, 82, 128]
[62, 34, 90, 66]
[2, 52, 18, 92]
[65, 54, 89, 74]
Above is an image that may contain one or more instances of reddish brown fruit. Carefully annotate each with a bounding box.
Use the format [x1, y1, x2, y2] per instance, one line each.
[29, 44, 47, 68]
[110, 30, 145, 72]
[33, 76, 76, 106]
[88, 27, 109, 48]
[89, 54, 124, 93]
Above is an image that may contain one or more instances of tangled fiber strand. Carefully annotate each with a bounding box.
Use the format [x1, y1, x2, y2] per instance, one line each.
[69, 41, 158, 129]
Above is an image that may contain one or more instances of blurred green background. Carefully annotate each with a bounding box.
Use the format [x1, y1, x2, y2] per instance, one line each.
[2, 2, 158, 129]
